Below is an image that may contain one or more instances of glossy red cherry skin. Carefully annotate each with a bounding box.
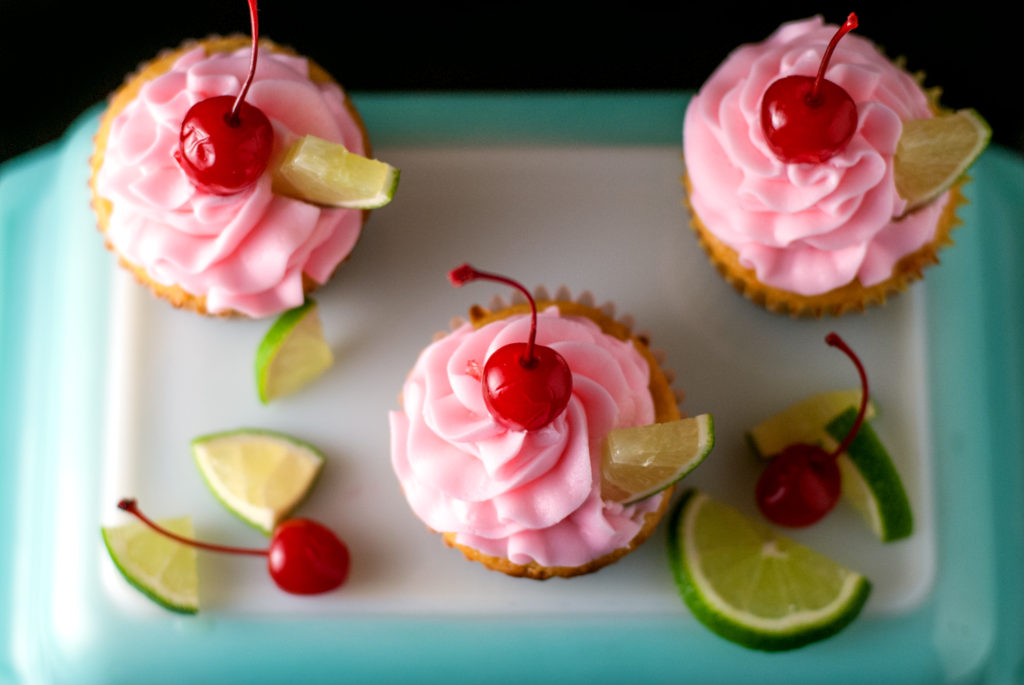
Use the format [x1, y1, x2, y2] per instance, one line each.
[755, 443, 841, 527]
[176, 95, 274, 195]
[761, 76, 857, 164]
[268, 518, 350, 594]
[482, 342, 573, 432]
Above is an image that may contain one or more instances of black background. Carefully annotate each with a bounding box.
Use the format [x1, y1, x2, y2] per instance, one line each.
[2, 1, 1021, 163]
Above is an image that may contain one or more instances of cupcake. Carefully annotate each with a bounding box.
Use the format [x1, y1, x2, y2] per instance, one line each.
[389, 267, 682, 579]
[90, 35, 370, 317]
[682, 15, 972, 316]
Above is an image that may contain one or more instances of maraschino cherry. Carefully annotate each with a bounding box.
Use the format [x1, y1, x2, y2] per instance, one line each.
[755, 332, 869, 527]
[761, 13, 859, 164]
[117, 499, 349, 594]
[448, 264, 573, 432]
[175, 0, 274, 194]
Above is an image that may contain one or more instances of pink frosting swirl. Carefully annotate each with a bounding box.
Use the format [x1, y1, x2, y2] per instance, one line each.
[96, 46, 366, 317]
[389, 307, 663, 568]
[683, 17, 947, 295]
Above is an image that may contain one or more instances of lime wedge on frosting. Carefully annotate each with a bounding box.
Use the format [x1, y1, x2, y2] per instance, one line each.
[894, 108, 990, 212]
[602, 414, 714, 504]
[273, 134, 400, 209]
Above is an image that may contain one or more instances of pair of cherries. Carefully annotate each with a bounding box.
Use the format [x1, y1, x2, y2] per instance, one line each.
[179, 8, 860, 192]
[179, 8, 861, 193]
[115, 264, 572, 595]
[446, 15, 868, 508]
[757, 17, 868, 523]
[455, 271, 873, 531]
[121, 2, 348, 598]
[756, 15, 869, 522]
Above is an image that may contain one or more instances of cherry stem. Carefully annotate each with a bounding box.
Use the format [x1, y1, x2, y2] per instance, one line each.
[229, 0, 261, 125]
[117, 499, 268, 558]
[448, 263, 539, 368]
[824, 332, 869, 459]
[810, 13, 858, 104]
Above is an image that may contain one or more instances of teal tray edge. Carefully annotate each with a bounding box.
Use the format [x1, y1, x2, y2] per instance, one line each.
[1, 93, 1022, 685]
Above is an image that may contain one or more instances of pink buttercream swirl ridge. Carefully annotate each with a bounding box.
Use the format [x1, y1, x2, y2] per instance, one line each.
[683, 16, 946, 295]
[389, 307, 663, 568]
[96, 45, 367, 317]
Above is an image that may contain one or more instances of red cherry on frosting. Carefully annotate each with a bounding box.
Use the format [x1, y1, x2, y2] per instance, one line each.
[754, 332, 869, 527]
[482, 342, 573, 432]
[117, 499, 350, 595]
[176, 0, 274, 194]
[760, 13, 859, 164]
[177, 96, 273, 194]
[448, 263, 573, 432]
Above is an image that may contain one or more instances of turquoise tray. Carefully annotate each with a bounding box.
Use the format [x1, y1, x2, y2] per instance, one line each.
[2, 94, 1022, 684]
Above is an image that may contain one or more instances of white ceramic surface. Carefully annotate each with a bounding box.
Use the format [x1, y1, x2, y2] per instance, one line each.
[95, 145, 934, 617]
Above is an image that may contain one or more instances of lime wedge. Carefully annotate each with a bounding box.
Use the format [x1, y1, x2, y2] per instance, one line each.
[255, 298, 333, 404]
[827, 408, 914, 542]
[668, 490, 871, 651]
[894, 108, 990, 212]
[191, 429, 325, 535]
[746, 389, 876, 459]
[602, 414, 714, 505]
[101, 516, 199, 614]
[273, 134, 400, 209]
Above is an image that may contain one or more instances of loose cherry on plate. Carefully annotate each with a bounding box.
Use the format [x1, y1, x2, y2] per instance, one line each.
[760, 13, 859, 164]
[755, 333, 869, 528]
[175, 0, 274, 194]
[448, 263, 573, 432]
[117, 499, 349, 594]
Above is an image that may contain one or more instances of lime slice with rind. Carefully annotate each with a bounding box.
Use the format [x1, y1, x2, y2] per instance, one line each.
[273, 134, 400, 209]
[256, 298, 333, 404]
[602, 414, 714, 505]
[895, 108, 990, 213]
[192, 429, 325, 535]
[101, 516, 199, 614]
[746, 389, 875, 458]
[827, 408, 914, 542]
[668, 490, 871, 651]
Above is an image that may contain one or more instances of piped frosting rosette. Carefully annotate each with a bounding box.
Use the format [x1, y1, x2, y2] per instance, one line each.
[683, 16, 964, 315]
[91, 37, 368, 317]
[390, 288, 681, 578]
